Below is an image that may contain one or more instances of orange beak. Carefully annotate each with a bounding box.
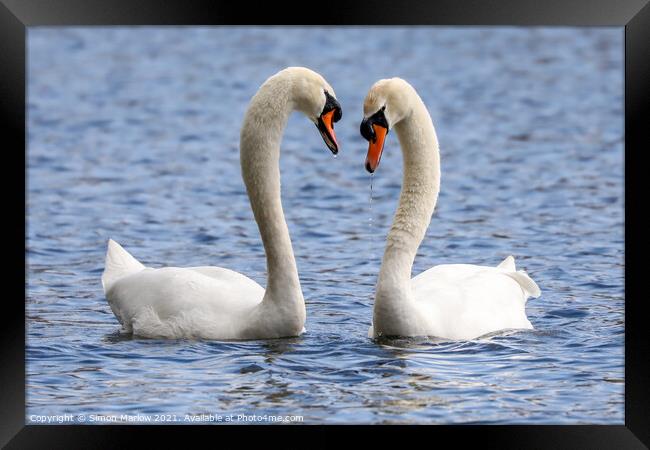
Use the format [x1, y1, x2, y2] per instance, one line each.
[364, 124, 388, 173]
[317, 109, 339, 154]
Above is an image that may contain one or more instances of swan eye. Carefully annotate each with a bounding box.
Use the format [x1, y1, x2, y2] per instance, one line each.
[381, 105, 386, 111]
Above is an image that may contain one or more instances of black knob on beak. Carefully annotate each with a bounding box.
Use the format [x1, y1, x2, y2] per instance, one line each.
[360, 117, 375, 142]
[360, 108, 388, 142]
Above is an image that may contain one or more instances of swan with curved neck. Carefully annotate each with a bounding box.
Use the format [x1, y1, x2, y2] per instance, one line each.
[102, 67, 342, 339]
[361, 78, 540, 340]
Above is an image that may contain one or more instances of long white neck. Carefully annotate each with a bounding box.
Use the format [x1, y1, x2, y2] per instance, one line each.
[374, 92, 440, 331]
[239, 75, 303, 309]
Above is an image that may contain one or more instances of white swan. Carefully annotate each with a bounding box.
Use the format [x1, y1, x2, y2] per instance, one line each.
[101, 67, 342, 339]
[360, 78, 540, 340]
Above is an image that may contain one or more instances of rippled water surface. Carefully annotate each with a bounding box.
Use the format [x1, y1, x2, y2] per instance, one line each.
[27, 27, 624, 424]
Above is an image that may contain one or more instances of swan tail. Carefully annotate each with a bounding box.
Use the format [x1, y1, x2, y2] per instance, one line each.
[497, 255, 516, 271]
[101, 239, 145, 294]
[498, 255, 541, 299]
[505, 271, 541, 299]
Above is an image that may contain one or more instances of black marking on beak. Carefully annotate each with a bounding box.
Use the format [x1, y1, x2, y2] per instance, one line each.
[324, 91, 342, 123]
[360, 108, 389, 143]
[316, 90, 342, 154]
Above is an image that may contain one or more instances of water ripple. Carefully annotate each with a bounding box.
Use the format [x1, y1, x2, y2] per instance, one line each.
[26, 27, 623, 424]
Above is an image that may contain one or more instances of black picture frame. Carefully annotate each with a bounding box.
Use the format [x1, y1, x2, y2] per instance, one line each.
[3, 0, 648, 447]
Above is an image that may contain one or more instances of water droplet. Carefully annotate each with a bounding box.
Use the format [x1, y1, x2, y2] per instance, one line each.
[369, 173, 375, 261]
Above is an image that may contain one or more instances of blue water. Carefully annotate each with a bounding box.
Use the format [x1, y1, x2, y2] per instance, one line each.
[26, 27, 624, 424]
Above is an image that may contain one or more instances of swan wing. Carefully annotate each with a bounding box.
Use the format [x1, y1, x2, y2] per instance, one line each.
[108, 267, 263, 317]
[105, 263, 265, 338]
[411, 257, 540, 339]
[187, 266, 264, 289]
[413, 257, 541, 302]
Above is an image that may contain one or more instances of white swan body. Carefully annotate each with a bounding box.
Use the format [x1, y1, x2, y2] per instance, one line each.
[102, 67, 341, 339]
[361, 78, 541, 340]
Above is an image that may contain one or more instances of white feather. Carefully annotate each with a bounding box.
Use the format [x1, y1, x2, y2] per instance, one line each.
[366, 79, 541, 340]
[102, 67, 337, 339]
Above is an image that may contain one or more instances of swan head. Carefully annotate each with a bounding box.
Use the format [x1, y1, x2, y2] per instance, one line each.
[360, 78, 413, 173]
[284, 67, 342, 155]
